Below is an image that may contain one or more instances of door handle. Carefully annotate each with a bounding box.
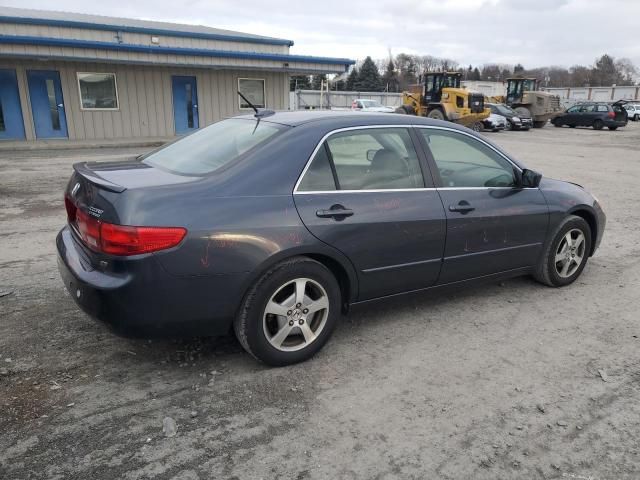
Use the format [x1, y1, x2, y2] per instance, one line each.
[316, 206, 354, 219]
[449, 203, 475, 213]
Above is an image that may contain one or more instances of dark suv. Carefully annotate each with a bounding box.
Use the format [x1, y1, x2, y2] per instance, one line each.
[552, 101, 628, 130]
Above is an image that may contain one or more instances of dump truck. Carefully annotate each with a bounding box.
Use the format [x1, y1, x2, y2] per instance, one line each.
[396, 72, 490, 131]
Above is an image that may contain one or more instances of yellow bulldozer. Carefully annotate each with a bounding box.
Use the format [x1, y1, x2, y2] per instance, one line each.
[396, 72, 490, 131]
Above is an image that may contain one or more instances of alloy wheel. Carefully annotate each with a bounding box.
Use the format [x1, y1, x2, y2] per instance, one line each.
[262, 278, 329, 352]
[554, 229, 586, 278]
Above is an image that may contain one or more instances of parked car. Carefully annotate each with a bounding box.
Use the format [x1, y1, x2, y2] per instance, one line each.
[482, 112, 507, 132]
[624, 103, 640, 121]
[58, 111, 606, 366]
[487, 103, 532, 130]
[351, 99, 395, 113]
[552, 101, 628, 130]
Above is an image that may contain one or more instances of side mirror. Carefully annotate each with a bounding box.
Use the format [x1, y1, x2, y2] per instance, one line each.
[366, 149, 378, 162]
[521, 168, 542, 188]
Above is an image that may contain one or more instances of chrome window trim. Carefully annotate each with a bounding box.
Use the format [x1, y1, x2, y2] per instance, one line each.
[292, 124, 533, 194]
[293, 124, 426, 194]
[295, 188, 437, 195]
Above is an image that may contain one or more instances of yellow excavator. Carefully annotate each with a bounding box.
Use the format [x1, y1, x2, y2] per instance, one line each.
[396, 72, 490, 131]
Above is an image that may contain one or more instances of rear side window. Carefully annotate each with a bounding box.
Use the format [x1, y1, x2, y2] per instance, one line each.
[142, 119, 284, 175]
[297, 128, 424, 191]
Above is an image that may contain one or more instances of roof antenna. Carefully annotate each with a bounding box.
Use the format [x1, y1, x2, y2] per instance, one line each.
[237, 91, 276, 119]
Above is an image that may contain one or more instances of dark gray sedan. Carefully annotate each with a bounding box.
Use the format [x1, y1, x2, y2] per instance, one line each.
[57, 111, 606, 366]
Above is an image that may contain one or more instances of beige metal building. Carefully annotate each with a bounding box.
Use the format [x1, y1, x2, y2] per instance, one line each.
[0, 7, 354, 143]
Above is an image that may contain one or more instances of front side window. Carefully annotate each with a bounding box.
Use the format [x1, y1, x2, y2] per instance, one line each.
[581, 104, 595, 112]
[567, 105, 580, 113]
[596, 105, 609, 112]
[420, 129, 517, 188]
[297, 128, 424, 191]
[238, 78, 265, 109]
[77, 73, 118, 110]
[142, 118, 284, 175]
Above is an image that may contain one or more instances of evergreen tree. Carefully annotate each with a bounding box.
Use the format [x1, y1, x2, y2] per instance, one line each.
[471, 67, 481, 81]
[355, 56, 383, 92]
[312, 74, 327, 90]
[382, 58, 399, 92]
[289, 75, 311, 91]
[513, 63, 525, 75]
[346, 67, 359, 91]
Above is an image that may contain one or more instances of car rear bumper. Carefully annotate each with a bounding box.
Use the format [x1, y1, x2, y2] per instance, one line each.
[56, 226, 245, 338]
[603, 119, 627, 127]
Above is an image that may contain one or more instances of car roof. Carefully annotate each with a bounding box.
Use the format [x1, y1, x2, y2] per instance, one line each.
[232, 110, 457, 128]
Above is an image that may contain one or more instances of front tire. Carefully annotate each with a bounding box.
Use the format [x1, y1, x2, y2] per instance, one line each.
[533, 215, 592, 287]
[608, 126, 618, 130]
[427, 108, 446, 121]
[234, 257, 341, 366]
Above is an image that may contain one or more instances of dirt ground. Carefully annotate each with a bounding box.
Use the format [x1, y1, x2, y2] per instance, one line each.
[1, 122, 639, 480]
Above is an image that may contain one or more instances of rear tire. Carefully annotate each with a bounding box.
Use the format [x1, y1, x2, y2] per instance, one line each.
[533, 215, 592, 287]
[234, 257, 341, 366]
[593, 119, 604, 130]
[608, 126, 618, 131]
[634, 114, 639, 121]
[569, 124, 576, 128]
[533, 120, 547, 128]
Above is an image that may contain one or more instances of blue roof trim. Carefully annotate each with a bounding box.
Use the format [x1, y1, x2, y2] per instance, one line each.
[0, 35, 356, 66]
[0, 15, 295, 47]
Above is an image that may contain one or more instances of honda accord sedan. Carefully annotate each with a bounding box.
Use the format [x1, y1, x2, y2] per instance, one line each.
[57, 111, 605, 366]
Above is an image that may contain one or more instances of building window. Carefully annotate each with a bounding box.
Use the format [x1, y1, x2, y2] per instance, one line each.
[77, 73, 119, 110]
[238, 78, 265, 109]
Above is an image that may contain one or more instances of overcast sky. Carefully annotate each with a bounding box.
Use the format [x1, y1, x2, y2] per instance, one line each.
[3, 0, 639, 69]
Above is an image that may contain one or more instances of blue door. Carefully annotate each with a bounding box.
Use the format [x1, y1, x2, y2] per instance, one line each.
[27, 70, 68, 138]
[0, 69, 26, 140]
[172, 76, 199, 134]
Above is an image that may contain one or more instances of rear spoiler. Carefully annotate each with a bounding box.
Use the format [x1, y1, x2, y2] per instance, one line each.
[73, 162, 127, 193]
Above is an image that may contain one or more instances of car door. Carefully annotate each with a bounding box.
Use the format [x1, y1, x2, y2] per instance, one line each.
[416, 126, 549, 284]
[294, 126, 447, 300]
[563, 105, 581, 125]
[578, 104, 596, 126]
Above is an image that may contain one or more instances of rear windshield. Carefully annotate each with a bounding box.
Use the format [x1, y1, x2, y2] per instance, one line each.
[142, 119, 285, 175]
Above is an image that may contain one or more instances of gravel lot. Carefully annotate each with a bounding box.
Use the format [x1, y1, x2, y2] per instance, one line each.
[1, 122, 640, 480]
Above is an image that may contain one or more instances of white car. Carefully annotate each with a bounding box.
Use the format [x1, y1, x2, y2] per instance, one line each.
[624, 104, 640, 121]
[351, 99, 395, 113]
[482, 113, 507, 132]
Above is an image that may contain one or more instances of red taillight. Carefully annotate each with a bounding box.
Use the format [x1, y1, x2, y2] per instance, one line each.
[607, 111, 615, 118]
[66, 197, 186, 255]
[100, 223, 187, 256]
[64, 195, 77, 222]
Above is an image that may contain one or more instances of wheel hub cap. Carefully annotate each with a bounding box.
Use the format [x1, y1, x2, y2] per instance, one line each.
[262, 278, 329, 352]
[554, 228, 586, 278]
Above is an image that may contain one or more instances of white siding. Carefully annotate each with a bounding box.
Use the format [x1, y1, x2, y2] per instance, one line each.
[0, 59, 291, 141]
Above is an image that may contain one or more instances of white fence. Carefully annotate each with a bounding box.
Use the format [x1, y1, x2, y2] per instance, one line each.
[290, 90, 403, 110]
[543, 86, 640, 106]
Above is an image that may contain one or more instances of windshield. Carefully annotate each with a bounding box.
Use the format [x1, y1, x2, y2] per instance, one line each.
[495, 104, 515, 115]
[362, 100, 384, 108]
[142, 119, 284, 175]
